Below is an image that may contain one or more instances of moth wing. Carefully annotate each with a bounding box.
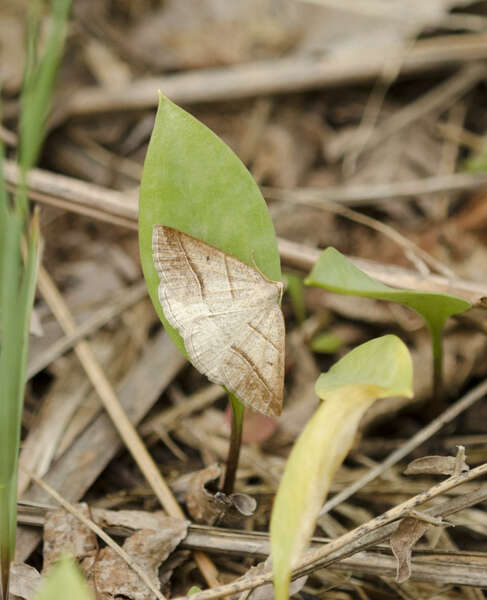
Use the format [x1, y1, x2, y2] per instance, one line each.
[152, 225, 284, 416]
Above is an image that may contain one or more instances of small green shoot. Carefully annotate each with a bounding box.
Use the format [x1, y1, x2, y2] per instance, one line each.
[284, 273, 306, 324]
[305, 247, 470, 406]
[34, 556, 94, 600]
[139, 95, 282, 492]
[309, 331, 343, 354]
[270, 335, 413, 600]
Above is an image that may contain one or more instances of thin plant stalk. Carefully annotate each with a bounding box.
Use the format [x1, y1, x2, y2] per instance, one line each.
[429, 324, 444, 416]
[222, 394, 245, 494]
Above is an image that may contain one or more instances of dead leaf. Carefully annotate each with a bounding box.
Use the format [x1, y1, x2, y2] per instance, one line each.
[92, 508, 188, 535]
[10, 563, 42, 600]
[43, 504, 97, 572]
[185, 464, 257, 525]
[186, 463, 224, 525]
[86, 526, 187, 600]
[404, 455, 469, 476]
[390, 517, 429, 583]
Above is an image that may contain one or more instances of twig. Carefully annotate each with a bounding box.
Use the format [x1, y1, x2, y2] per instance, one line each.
[63, 33, 487, 116]
[320, 375, 487, 515]
[37, 266, 220, 587]
[27, 471, 167, 600]
[16, 482, 487, 588]
[263, 170, 487, 206]
[5, 161, 487, 302]
[175, 462, 487, 600]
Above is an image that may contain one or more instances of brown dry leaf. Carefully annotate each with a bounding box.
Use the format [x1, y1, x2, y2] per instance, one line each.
[86, 525, 187, 600]
[186, 463, 224, 525]
[404, 455, 469, 476]
[43, 504, 98, 572]
[10, 563, 42, 600]
[92, 508, 187, 534]
[390, 517, 429, 583]
[185, 463, 257, 525]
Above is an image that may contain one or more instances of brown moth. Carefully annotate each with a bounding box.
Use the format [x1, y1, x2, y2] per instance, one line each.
[152, 225, 284, 416]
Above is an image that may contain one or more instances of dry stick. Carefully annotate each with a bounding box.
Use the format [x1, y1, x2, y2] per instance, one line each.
[7, 160, 487, 212]
[264, 170, 487, 207]
[320, 376, 487, 515]
[26, 471, 167, 600]
[15, 484, 487, 587]
[178, 462, 487, 600]
[36, 266, 220, 588]
[27, 280, 147, 380]
[5, 161, 487, 302]
[64, 33, 487, 116]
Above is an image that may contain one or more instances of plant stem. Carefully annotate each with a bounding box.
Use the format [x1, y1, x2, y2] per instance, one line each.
[222, 394, 244, 495]
[430, 324, 444, 416]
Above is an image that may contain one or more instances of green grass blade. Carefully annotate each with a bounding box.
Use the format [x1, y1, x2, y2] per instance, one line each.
[19, 0, 71, 176]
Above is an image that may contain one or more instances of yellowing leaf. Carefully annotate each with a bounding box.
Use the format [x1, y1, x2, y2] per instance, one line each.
[270, 335, 413, 600]
[34, 556, 94, 600]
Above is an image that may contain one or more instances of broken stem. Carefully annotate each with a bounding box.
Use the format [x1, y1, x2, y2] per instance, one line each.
[222, 394, 244, 495]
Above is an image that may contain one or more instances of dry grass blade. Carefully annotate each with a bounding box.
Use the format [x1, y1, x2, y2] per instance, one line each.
[36, 265, 220, 587]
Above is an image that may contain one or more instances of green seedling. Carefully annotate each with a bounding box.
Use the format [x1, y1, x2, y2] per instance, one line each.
[306, 247, 470, 408]
[0, 2, 70, 598]
[284, 273, 306, 324]
[309, 331, 343, 354]
[271, 335, 413, 600]
[34, 556, 94, 600]
[139, 95, 282, 493]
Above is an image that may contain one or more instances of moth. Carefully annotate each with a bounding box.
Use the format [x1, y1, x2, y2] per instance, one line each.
[152, 225, 284, 416]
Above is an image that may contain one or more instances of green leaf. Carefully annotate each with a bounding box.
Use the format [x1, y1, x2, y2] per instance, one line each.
[305, 247, 470, 401]
[309, 331, 343, 354]
[305, 248, 470, 332]
[139, 94, 281, 356]
[34, 556, 94, 600]
[270, 335, 413, 600]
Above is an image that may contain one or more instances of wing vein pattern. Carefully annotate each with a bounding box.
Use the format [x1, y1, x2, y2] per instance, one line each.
[152, 225, 284, 416]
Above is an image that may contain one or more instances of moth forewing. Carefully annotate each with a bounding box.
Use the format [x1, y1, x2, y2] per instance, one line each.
[152, 225, 285, 416]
